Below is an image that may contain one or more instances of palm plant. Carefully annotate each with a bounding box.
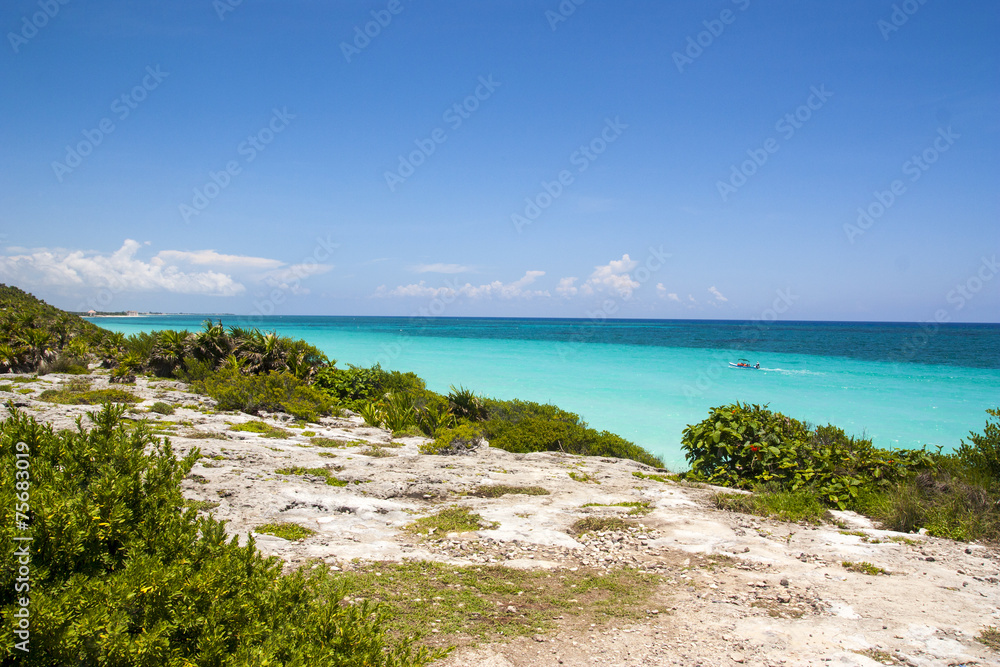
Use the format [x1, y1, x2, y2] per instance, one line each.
[19, 328, 52, 367]
[0, 343, 25, 372]
[448, 385, 487, 421]
[193, 320, 230, 365]
[150, 329, 191, 376]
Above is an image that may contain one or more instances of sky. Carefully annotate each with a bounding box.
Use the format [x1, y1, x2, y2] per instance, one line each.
[1, 0, 997, 322]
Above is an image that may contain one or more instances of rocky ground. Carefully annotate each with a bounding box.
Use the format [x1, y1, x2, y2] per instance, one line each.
[3, 372, 999, 666]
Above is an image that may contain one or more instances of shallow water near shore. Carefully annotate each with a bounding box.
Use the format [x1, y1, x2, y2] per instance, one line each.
[88, 316, 1000, 469]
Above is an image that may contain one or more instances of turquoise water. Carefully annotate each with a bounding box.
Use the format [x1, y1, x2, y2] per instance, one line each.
[87, 316, 1000, 469]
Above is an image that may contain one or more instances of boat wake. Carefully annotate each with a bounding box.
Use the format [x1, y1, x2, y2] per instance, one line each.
[759, 367, 826, 376]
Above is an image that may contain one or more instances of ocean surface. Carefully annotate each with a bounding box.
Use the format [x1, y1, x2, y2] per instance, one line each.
[87, 316, 1000, 469]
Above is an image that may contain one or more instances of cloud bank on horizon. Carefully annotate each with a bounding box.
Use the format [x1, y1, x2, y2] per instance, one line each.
[0, 1, 996, 321]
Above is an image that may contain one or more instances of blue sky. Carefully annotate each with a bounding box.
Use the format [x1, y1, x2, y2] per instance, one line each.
[1, 0, 997, 322]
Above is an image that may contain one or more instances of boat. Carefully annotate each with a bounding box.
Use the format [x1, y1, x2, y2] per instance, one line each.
[729, 358, 759, 369]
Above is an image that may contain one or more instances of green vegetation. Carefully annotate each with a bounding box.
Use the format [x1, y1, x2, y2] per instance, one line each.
[978, 626, 1000, 651]
[471, 485, 550, 498]
[311, 436, 366, 448]
[38, 379, 139, 406]
[332, 562, 661, 648]
[568, 470, 599, 484]
[682, 402, 934, 507]
[841, 560, 889, 576]
[275, 466, 348, 487]
[422, 423, 485, 455]
[405, 507, 498, 537]
[479, 398, 664, 467]
[712, 487, 830, 524]
[183, 498, 220, 512]
[194, 367, 332, 422]
[255, 522, 317, 541]
[632, 471, 679, 483]
[570, 516, 634, 534]
[0, 284, 111, 374]
[149, 400, 175, 415]
[582, 501, 652, 516]
[229, 419, 292, 438]
[0, 404, 432, 666]
[852, 649, 896, 662]
[684, 403, 1000, 543]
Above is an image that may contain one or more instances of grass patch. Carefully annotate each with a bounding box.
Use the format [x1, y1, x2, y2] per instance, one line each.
[332, 561, 662, 649]
[570, 517, 633, 534]
[471, 485, 550, 498]
[38, 387, 140, 405]
[182, 429, 227, 440]
[361, 445, 396, 458]
[978, 626, 1000, 651]
[568, 471, 599, 484]
[312, 437, 366, 448]
[0, 383, 12, 392]
[405, 507, 498, 537]
[712, 487, 831, 524]
[275, 466, 348, 487]
[229, 420, 291, 438]
[149, 401, 175, 415]
[255, 522, 316, 541]
[632, 471, 678, 483]
[852, 648, 896, 663]
[841, 560, 889, 576]
[183, 499, 220, 512]
[582, 501, 652, 516]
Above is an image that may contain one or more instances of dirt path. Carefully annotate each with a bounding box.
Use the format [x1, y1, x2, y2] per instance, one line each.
[4, 372, 999, 666]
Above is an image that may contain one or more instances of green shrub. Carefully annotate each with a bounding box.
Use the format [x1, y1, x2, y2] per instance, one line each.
[421, 423, 485, 455]
[405, 507, 498, 536]
[481, 398, 663, 468]
[569, 517, 633, 534]
[312, 364, 387, 411]
[471, 485, 549, 498]
[38, 387, 139, 405]
[255, 522, 316, 540]
[195, 367, 332, 421]
[149, 401, 175, 415]
[956, 407, 1000, 484]
[0, 404, 431, 665]
[682, 403, 933, 508]
[713, 486, 830, 524]
[230, 420, 291, 438]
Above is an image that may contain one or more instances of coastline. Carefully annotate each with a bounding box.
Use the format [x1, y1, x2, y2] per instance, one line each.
[4, 370, 998, 665]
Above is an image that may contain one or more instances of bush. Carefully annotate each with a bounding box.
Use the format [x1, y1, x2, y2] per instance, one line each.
[480, 398, 664, 468]
[194, 368, 332, 421]
[149, 401, 175, 415]
[956, 407, 1000, 484]
[0, 404, 433, 665]
[422, 423, 486, 455]
[312, 364, 387, 411]
[681, 403, 933, 508]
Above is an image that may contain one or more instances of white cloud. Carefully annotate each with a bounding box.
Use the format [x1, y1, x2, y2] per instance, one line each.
[261, 263, 334, 295]
[656, 283, 680, 302]
[154, 249, 283, 270]
[0, 240, 335, 299]
[0, 240, 245, 296]
[411, 263, 472, 274]
[579, 254, 640, 299]
[377, 270, 549, 300]
[709, 286, 728, 302]
[556, 277, 579, 297]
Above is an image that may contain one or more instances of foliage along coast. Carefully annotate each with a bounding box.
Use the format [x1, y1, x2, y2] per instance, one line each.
[1, 284, 999, 665]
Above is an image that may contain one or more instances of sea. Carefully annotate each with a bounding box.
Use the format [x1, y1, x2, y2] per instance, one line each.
[86, 316, 1000, 470]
